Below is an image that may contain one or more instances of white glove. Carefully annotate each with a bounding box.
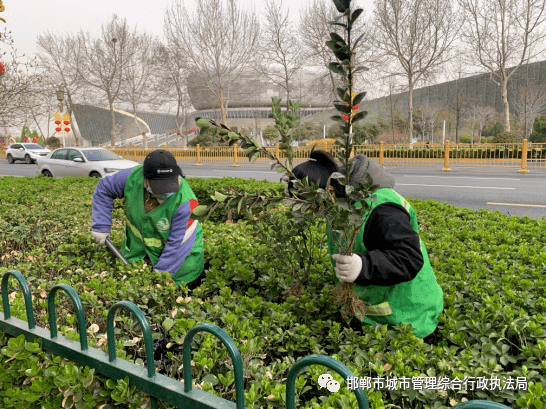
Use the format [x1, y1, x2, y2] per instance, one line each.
[332, 254, 362, 283]
[92, 231, 110, 245]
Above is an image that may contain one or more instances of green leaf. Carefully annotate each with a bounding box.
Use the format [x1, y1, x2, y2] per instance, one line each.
[192, 205, 208, 217]
[353, 111, 368, 122]
[250, 151, 260, 163]
[334, 102, 351, 114]
[330, 33, 347, 47]
[332, 0, 350, 13]
[329, 62, 347, 76]
[354, 66, 369, 73]
[337, 87, 349, 102]
[352, 92, 367, 105]
[202, 374, 219, 386]
[350, 8, 364, 26]
[162, 318, 175, 331]
[196, 118, 211, 128]
[214, 192, 228, 202]
[331, 115, 347, 124]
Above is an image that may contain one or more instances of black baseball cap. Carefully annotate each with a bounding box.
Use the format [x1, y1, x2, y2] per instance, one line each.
[142, 150, 183, 195]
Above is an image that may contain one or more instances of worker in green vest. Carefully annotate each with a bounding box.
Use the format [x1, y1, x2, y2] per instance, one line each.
[91, 149, 204, 290]
[288, 150, 444, 341]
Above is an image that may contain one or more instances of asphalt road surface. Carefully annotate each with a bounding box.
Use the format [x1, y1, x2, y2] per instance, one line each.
[1, 160, 545, 219]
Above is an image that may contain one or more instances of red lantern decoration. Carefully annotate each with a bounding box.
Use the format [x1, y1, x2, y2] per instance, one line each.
[55, 127, 62, 132]
[55, 120, 61, 125]
[64, 128, 70, 132]
[63, 121, 70, 125]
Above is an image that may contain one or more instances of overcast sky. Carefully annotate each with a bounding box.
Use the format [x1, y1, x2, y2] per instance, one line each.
[4, 0, 373, 58]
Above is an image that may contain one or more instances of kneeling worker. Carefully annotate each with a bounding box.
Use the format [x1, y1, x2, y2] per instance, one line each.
[91, 149, 204, 290]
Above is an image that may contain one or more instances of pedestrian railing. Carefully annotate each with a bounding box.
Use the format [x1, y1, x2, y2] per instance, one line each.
[0, 142, 545, 172]
[101, 141, 545, 173]
[0, 270, 512, 408]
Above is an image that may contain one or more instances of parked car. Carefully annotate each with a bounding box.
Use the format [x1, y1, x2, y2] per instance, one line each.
[6, 143, 51, 164]
[36, 147, 139, 178]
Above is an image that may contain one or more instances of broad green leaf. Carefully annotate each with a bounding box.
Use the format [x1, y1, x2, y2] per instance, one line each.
[331, 115, 346, 124]
[162, 318, 175, 331]
[192, 205, 208, 217]
[332, 0, 350, 13]
[354, 66, 369, 73]
[195, 118, 211, 128]
[353, 111, 368, 122]
[330, 33, 347, 46]
[329, 62, 346, 76]
[214, 192, 227, 202]
[350, 8, 364, 26]
[352, 92, 367, 105]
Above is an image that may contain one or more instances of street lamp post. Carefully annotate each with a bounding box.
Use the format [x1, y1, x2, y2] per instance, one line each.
[56, 85, 65, 113]
[56, 86, 65, 147]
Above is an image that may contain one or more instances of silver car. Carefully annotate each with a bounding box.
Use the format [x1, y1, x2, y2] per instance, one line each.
[6, 143, 51, 164]
[36, 147, 139, 178]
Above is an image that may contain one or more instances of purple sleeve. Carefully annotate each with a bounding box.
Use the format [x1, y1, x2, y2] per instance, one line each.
[153, 201, 197, 277]
[91, 168, 134, 232]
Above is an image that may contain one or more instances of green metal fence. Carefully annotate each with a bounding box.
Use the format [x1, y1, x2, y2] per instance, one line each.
[0, 270, 511, 409]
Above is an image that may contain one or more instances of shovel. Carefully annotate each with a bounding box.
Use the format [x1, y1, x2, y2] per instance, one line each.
[105, 237, 129, 265]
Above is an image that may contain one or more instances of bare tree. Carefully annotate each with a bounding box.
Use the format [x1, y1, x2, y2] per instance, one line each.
[459, 0, 546, 133]
[37, 32, 86, 145]
[415, 104, 442, 142]
[512, 65, 546, 139]
[155, 44, 194, 145]
[120, 33, 162, 148]
[0, 29, 43, 131]
[472, 105, 497, 142]
[299, 0, 340, 101]
[300, 0, 372, 102]
[258, 0, 303, 110]
[446, 62, 473, 143]
[164, 0, 259, 125]
[373, 0, 459, 144]
[77, 15, 138, 146]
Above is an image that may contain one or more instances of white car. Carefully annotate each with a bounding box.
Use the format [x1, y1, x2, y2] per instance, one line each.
[6, 143, 51, 164]
[36, 147, 139, 178]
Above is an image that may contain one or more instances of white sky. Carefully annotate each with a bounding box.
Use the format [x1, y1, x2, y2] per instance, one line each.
[3, 0, 374, 58]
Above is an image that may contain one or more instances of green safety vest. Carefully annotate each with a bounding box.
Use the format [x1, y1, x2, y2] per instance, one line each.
[122, 165, 204, 285]
[328, 188, 444, 338]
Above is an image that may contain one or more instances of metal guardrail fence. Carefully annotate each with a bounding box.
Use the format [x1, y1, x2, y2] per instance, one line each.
[108, 141, 546, 172]
[0, 270, 511, 408]
[0, 141, 545, 171]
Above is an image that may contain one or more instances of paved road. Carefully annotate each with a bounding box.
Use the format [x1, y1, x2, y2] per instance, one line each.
[1, 160, 545, 219]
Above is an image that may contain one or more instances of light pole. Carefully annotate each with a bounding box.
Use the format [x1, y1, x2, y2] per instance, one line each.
[56, 85, 65, 113]
[56, 85, 66, 147]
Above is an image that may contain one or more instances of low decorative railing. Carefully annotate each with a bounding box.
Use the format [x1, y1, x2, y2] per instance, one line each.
[0, 270, 511, 408]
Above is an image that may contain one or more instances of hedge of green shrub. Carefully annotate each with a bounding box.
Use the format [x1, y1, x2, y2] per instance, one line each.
[0, 176, 545, 408]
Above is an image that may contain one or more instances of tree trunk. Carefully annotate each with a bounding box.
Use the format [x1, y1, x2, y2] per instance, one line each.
[501, 78, 510, 132]
[408, 84, 414, 145]
[109, 98, 116, 147]
[219, 86, 228, 124]
[66, 90, 82, 146]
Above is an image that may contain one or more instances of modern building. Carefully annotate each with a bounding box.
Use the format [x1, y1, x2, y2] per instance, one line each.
[185, 68, 333, 134]
[304, 60, 546, 126]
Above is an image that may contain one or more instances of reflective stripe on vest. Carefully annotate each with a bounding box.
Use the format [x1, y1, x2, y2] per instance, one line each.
[365, 302, 393, 316]
[126, 218, 164, 248]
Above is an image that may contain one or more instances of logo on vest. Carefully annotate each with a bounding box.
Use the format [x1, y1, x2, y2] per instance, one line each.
[157, 217, 170, 232]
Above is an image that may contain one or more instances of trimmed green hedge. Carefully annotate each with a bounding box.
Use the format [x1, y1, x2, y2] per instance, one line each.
[0, 176, 545, 408]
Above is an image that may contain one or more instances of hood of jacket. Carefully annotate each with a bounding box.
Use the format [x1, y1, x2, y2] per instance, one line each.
[348, 154, 395, 191]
